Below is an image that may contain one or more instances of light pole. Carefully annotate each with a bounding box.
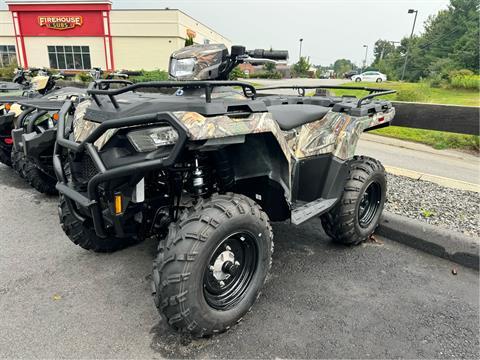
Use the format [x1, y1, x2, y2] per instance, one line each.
[362, 44, 368, 71]
[401, 9, 418, 81]
[299, 38, 303, 60]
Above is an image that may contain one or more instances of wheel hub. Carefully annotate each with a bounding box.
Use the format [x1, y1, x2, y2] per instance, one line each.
[203, 232, 258, 310]
[210, 247, 240, 282]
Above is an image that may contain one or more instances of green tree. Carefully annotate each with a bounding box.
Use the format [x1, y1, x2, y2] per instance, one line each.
[263, 61, 276, 73]
[333, 59, 355, 76]
[292, 56, 311, 77]
[373, 40, 396, 63]
[371, 0, 480, 82]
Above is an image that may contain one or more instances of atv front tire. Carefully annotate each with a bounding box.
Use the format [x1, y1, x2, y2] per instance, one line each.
[11, 147, 26, 176]
[0, 148, 11, 167]
[321, 156, 386, 245]
[152, 193, 273, 337]
[25, 161, 57, 195]
[58, 195, 142, 252]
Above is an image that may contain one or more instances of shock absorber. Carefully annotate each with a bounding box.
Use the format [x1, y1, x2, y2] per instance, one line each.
[191, 154, 208, 196]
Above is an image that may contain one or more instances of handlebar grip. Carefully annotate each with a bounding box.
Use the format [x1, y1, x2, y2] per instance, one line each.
[247, 49, 289, 60]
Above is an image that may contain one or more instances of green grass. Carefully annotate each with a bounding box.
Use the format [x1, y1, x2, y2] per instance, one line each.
[332, 81, 479, 151]
[371, 126, 479, 151]
[332, 81, 480, 106]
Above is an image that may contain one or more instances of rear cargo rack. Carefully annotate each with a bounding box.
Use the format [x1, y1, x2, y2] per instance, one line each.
[87, 80, 257, 108]
[255, 85, 395, 107]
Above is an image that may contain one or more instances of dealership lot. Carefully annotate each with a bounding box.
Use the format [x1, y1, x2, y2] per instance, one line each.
[0, 163, 478, 359]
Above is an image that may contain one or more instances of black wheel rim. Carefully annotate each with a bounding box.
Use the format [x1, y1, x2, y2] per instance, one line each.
[203, 231, 258, 311]
[358, 181, 382, 228]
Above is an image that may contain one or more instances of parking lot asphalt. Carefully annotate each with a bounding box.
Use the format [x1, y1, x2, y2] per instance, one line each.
[0, 163, 479, 359]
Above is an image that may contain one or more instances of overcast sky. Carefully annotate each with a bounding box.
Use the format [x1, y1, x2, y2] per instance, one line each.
[0, 0, 450, 66]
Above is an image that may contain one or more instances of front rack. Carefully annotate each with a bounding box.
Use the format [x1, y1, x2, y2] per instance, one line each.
[255, 85, 396, 107]
[87, 80, 258, 109]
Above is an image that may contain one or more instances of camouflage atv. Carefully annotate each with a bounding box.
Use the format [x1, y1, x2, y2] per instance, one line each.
[53, 44, 395, 337]
[10, 69, 132, 194]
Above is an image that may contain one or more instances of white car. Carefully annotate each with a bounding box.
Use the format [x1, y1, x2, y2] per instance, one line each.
[351, 71, 387, 83]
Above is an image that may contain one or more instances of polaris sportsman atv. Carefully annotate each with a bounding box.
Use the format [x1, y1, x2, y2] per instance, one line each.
[10, 69, 132, 194]
[54, 44, 395, 337]
[0, 68, 67, 166]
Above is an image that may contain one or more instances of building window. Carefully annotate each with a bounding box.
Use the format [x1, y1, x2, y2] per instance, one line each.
[0, 45, 17, 67]
[203, 39, 210, 44]
[48, 45, 91, 70]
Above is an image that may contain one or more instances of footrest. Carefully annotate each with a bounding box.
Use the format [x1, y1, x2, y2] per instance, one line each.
[291, 198, 337, 225]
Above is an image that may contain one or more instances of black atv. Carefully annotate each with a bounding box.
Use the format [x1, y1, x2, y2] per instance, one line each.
[0, 68, 68, 167]
[10, 69, 132, 194]
[54, 44, 395, 337]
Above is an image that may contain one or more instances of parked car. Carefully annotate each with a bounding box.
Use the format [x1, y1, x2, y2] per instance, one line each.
[343, 70, 358, 79]
[351, 71, 387, 83]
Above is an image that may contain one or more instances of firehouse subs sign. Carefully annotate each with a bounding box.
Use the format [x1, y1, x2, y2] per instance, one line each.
[38, 15, 83, 30]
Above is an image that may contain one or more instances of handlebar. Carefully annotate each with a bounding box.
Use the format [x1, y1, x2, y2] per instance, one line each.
[246, 49, 289, 61]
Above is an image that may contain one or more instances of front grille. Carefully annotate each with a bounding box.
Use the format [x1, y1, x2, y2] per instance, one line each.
[80, 155, 99, 182]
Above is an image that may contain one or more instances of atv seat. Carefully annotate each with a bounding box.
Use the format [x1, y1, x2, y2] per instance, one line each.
[267, 104, 330, 131]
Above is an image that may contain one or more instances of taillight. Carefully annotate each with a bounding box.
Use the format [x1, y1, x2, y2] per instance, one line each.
[4, 137, 13, 145]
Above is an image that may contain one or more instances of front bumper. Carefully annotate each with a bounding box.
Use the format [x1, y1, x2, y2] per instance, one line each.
[54, 101, 189, 238]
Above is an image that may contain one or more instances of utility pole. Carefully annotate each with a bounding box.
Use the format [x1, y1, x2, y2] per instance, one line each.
[401, 9, 418, 81]
[299, 38, 303, 61]
[362, 44, 368, 71]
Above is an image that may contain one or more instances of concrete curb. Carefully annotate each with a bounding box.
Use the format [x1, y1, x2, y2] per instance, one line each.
[377, 211, 479, 270]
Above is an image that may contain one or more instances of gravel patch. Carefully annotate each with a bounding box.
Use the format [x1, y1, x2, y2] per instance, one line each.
[385, 173, 480, 238]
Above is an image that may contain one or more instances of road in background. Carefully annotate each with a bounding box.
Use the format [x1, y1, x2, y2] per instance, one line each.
[0, 163, 478, 359]
[357, 134, 479, 185]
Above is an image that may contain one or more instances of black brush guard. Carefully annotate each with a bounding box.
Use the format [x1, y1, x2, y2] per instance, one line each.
[54, 100, 189, 238]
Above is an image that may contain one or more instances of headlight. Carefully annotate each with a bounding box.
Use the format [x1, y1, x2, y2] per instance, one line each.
[169, 57, 196, 78]
[127, 126, 179, 152]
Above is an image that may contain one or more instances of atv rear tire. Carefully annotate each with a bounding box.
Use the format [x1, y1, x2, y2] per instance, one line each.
[152, 193, 273, 337]
[11, 147, 26, 178]
[24, 161, 57, 195]
[0, 148, 11, 167]
[321, 156, 386, 245]
[58, 195, 142, 252]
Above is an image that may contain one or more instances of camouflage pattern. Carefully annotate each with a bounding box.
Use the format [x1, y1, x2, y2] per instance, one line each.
[73, 99, 118, 149]
[73, 99, 394, 200]
[170, 44, 226, 80]
[174, 108, 395, 162]
[294, 108, 395, 159]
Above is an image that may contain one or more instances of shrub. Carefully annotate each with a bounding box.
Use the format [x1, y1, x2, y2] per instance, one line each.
[76, 72, 92, 83]
[449, 74, 480, 90]
[129, 69, 169, 82]
[229, 66, 248, 80]
[448, 69, 474, 79]
[250, 71, 282, 79]
[0, 62, 18, 80]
